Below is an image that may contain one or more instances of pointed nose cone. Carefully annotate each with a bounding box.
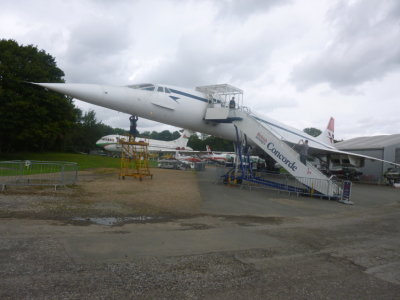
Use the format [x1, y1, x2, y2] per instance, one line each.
[95, 138, 103, 148]
[33, 82, 107, 104]
[33, 82, 145, 120]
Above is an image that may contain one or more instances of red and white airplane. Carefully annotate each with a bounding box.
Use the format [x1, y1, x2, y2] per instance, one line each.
[174, 151, 203, 163]
[201, 145, 233, 163]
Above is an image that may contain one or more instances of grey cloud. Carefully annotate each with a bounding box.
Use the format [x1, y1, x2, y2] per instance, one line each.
[125, 0, 291, 87]
[339, 115, 400, 138]
[142, 31, 274, 87]
[291, 0, 400, 91]
[63, 17, 131, 84]
[216, 0, 292, 18]
[253, 96, 297, 112]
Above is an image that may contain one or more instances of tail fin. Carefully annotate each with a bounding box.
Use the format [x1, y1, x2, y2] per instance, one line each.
[176, 129, 192, 147]
[317, 117, 335, 145]
[206, 145, 212, 153]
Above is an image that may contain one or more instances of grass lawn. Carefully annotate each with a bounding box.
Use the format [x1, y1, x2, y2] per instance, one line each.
[0, 152, 158, 170]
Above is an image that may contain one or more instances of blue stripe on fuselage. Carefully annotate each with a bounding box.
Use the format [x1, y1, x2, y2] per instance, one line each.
[169, 87, 333, 150]
[169, 95, 180, 102]
[169, 88, 208, 102]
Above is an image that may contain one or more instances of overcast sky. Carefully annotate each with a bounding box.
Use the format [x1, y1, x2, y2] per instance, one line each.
[1, 0, 399, 140]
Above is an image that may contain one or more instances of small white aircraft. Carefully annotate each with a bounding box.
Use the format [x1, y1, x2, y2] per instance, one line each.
[202, 145, 233, 163]
[96, 129, 193, 153]
[174, 151, 203, 163]
[34, 82, 399, 172]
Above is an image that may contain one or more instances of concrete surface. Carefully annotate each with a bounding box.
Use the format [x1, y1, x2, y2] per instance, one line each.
[0, 167, 399, 299]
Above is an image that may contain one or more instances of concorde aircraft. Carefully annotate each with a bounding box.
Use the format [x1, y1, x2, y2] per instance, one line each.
[96, 129, 193, 153]
[33, 82, 399, 171]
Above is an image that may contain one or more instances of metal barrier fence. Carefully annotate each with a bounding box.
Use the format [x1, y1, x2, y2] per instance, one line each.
[246, 171, 343, 199]
[215, 166, 344, 200]
[0, 160, 78, 190]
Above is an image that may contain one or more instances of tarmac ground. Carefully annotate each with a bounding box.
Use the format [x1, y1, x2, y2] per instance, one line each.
[0, 167, 399, 299]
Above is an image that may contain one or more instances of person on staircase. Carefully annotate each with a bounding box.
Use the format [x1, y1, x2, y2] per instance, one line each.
[229, 97, 236, 109]
[298, 139, 309, 165]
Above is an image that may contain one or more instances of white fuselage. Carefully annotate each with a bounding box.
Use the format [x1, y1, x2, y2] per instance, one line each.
[96, 133, 193, 153]
[33, 82, 400, 170]
[35, 82, 334, 151]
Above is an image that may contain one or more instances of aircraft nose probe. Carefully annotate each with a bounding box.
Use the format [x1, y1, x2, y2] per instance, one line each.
[32, 82, 106, 103]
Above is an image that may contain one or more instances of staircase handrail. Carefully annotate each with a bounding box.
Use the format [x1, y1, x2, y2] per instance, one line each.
[237, 110, 322, 175]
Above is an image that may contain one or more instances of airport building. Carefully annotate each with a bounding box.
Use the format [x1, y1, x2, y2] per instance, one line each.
[335, 134, 400, 183]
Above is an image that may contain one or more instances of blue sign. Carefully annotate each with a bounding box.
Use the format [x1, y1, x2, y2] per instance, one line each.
[342, 180, 352, 200]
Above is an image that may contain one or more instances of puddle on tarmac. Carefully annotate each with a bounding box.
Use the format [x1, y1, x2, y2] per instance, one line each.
[72, 216, 160, 226]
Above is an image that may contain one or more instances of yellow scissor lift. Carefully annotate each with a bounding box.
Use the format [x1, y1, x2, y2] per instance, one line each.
[119, 136, 153, 181]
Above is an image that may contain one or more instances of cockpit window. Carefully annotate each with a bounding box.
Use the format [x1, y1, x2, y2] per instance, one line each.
[127, 83, 155, 91]
[143, 86, 155, 91]
[157, 86, 164, 92]
[165, 87, 171, 93]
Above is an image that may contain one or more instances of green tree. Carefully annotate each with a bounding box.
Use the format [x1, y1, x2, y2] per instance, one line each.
[203, 136, 234, 152]
[303, 127, 322, 137]
[145, 130, 179, 141]
[0, 39, 76, 152]
[139, 131, 151, 138]
[66, 110, 98, 152]
[171, 130, 180, 140]
[187, 134, 233, 152]
[158, 130, 173, 141]
[188, 134, 204, 151]
[64, 109, 128, 153]
[149, 131, 159, 140]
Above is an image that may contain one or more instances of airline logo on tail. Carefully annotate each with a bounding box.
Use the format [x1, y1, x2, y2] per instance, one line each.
[326, 117, 335, 144]
[317, 117, 335, 146]
[181, 130, 191, 139]
[176, 129, 192, 148]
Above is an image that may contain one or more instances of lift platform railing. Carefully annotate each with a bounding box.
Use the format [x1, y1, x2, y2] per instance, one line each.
[217, 166, 343, 200]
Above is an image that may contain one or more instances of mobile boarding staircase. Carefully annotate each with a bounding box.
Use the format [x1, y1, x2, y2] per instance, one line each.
[204, 106, 343, 200]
